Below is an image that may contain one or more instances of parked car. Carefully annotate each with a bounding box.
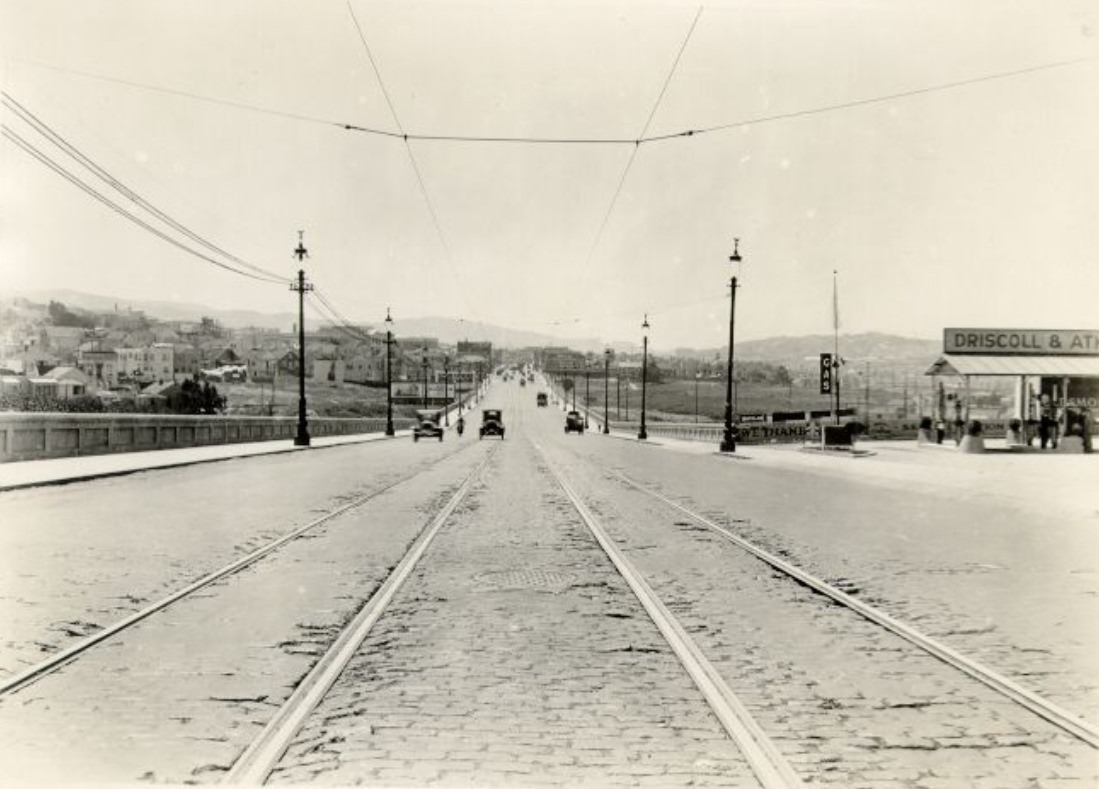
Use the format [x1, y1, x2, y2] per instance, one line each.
[565, 410, 585, 434]
[537, 392, 548, 407]
[413, 418, 444, 442]
[480, 409, 505, 439]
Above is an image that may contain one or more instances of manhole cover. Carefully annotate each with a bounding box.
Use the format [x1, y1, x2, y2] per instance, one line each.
[475, 569, 578, 591]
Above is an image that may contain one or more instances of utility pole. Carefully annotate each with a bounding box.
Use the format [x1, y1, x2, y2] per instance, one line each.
[290, 232, 312, 447]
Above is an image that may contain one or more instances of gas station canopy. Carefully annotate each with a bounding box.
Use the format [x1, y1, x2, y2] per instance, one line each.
[925, 355, 1099, 377]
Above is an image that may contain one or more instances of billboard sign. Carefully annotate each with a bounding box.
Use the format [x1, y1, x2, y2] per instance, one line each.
[945, 329, 1099, 356]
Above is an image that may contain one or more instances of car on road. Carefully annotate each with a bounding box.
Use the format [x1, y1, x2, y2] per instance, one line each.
[413, 418, 444, 442]
[537, 392, 548, 407]
[565, 410, 585, 434]
[480, 409, 505, 439]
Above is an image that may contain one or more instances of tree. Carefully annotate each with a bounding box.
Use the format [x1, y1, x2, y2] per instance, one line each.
[48, 300, 94, 328]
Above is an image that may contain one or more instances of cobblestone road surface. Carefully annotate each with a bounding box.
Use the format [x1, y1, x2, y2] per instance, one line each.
[0, 376, 1094, 788]
[272, 429, 759, 787]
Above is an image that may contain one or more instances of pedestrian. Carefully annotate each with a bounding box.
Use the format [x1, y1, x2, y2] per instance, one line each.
[935, 418, 945, 445]
[1039, 414, 1051, 449]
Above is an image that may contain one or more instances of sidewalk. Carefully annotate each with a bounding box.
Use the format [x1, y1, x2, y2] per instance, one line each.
[0, 430, 408, 492]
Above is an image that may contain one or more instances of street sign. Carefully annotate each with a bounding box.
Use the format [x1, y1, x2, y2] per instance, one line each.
[819, 353, 833, 394]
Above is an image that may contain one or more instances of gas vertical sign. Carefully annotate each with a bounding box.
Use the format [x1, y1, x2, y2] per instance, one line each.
[819, 353, 833, 395]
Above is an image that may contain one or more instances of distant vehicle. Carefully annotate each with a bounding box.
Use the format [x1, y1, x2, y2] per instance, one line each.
[480, 409, 505, 439]
[536, 392, 548, 407]
[565, 410, 585, 434]
[413, 418, 444, 442]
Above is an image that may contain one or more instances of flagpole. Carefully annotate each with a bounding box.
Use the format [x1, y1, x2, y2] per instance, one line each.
[833, 269, 841, 425]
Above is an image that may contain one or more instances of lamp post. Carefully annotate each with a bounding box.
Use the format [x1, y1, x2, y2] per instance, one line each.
[695, 371, 701, 423]
[720, 239, 742, 453]
[443, 355, 450, 425]
[290, 233, 312, 447]
[421, 348, 428, 413]
[603, 348, 611, 434]
[584, 363, 590, 428]
[638, 314, 650, 441]
[457, 360, 464, 419]
[384, 308, 394, 436]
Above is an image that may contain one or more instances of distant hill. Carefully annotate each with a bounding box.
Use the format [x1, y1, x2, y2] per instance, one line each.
[8, 290, 941, 366]
[674, 332, 941, 372]
[14, 289, 297, 331]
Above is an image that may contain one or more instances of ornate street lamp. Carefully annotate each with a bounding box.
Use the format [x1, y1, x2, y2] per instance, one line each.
[603, 348, 611, 434]
[443, 355, 450, 426]
[584, 362, 591, 428]
[384, 308, 394, 436]
[720, 239, 742, 453]
[421, 348, 428, 413]
[639, 314, 650, 440]
[290, 233, 312, 447]
[695, 371, 701, 423]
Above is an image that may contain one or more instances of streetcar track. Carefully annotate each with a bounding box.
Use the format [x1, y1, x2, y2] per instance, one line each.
[0, 440, 488, 699]
[594, 463, 1099, 749]
[533, 441, 805, 789]
[223, 443, 500, 784]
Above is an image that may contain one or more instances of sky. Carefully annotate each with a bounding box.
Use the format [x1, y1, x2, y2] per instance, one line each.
[1, 0, 1097, 350]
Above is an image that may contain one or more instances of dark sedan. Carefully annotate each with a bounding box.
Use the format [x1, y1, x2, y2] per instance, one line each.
[413, 418, 444, 442]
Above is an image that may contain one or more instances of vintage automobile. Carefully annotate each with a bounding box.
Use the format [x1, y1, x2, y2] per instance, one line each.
[565, 410, 585, 434]
[479, 409, 505, 439]
[412, 418, 444, 442]
[536, 392, 548, 407]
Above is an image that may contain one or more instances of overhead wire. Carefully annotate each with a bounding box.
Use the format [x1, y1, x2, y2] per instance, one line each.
[346, 1, 473, 318]
[576, 5, 703, 292]
[2, 124, 286, 285]
[2, 91, 286, 284]
[15, 54, 1093, 147]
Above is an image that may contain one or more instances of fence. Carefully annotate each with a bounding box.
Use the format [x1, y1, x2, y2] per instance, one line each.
[0, 412, 417, 463]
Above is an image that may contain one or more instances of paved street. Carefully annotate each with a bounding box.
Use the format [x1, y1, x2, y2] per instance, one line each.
[0, 377, 1096, 787]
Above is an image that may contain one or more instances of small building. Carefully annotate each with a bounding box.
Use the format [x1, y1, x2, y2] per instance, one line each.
[926, 328, 1099, 445]
[31, 366, 89, 399]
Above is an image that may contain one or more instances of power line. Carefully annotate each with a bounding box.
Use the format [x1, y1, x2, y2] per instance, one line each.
[3, 91, 286, 283]
[3, 125, 286, 285]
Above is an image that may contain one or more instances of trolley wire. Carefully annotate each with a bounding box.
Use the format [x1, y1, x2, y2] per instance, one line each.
[346, 1, 474, 318]
[577, 5, 703, 291]
[16, 54, 1090, 147]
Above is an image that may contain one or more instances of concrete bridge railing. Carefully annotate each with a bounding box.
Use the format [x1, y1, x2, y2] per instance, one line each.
[0, 413, 417, 463]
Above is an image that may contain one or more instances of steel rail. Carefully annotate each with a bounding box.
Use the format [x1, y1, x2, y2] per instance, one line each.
[536, 443, 805, 789]
[611, 469, 1099, 749]
[0, 449, 470, 698]
[223, 444, 499, 784]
